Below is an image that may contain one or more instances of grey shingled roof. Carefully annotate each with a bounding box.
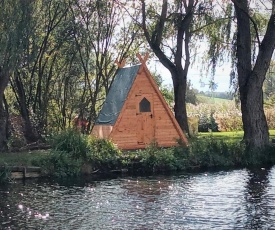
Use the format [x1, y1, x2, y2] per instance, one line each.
[95, 64, 141, 125]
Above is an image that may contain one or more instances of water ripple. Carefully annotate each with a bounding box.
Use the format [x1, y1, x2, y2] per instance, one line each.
[1, 168, 275, 229]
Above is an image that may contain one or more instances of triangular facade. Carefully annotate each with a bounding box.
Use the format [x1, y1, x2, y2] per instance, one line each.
[92, 60, 188, 150]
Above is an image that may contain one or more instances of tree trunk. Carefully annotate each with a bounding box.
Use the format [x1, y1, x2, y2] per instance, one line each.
[240, 76, 269, 149]
[0, 103, 8, 152]
[234, 0, 275, 149]
[140, 0, 195, 137]
[0, 71, 10, 152]
[172, 69, 189, 135]
[13, 72, 41, 143]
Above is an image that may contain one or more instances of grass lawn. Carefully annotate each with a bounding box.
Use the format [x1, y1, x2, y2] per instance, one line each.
[197, 95, 233, 104]
[199, 130, 275, 142]
[0, 150, 50, 166]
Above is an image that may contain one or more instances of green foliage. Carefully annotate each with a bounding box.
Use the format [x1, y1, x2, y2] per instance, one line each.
[5, 129, 275, 178]
[176, 136, 275, 169]
[33, 129, 88, 177]
[7, 134, 26, 149]
[122, 134, 275, 174]
[86, 138, 122, 171]
[198, 112, 219, 132]
[136, 143, 178, 172]
[126, 137, 275, 174]
[151, 71, 163, 87]
[241, 145, 275, 166]
[264, 70, 275, 100]
[160, 87, 174, 107]
[50, 129, 89, 159]
[0, 150, 49, 167]
[0, 165, 11, 184]
[35, 129, 123, 176]
[34, 150, 83, 177]
[186, 80, 198, 105]
[183, 137, 245, 168]
[151, 71, 174, 106]
[187, 100, 243, 132]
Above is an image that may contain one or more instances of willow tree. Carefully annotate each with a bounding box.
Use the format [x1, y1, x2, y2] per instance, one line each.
[139, 0, 202, 136]
[232, 0, 275, 149]
[137, 0, 227, 136]
[70, 0, 139, 131]
[175, 0, 275, 149]
[8, 0, 72, 140]
[0, 0, 31, 151]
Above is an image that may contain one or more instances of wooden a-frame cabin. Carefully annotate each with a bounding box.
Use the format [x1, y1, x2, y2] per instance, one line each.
[92, 54, 188, 150]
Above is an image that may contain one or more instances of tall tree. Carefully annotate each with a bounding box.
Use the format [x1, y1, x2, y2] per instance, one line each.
[232, 0, 275, 149]
[0, 0, 30, 151]
[140, 0, 199, 136]
[9, 0, 71, 141]
[70, 0, 139, 132]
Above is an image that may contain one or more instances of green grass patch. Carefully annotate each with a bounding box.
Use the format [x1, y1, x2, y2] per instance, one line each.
[270, 130, 275, 139]
[199, 130, 275, 142]
[198, 131, 244, 142]
[197, 95, 233, 104]
[0, 150, 50, 166]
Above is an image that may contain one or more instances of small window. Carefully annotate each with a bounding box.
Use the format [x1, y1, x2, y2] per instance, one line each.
[139, 97, 151, 112]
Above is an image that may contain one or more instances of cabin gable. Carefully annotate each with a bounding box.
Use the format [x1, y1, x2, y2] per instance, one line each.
[109, 65, 187, 149]
[92, 57, 188, 149]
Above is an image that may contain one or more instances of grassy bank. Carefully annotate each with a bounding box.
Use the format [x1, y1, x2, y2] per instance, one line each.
[199, 130, 275, 142]
[0, 150, 50, 166]
[1, 130, 275, 182]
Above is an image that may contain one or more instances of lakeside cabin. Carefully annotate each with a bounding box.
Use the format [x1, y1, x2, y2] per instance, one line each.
[92, 54, 188, 150]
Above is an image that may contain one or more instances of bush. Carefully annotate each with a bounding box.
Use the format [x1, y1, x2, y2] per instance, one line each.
[50, 129, 89, 159]
[0, 165, 11, 184]
[183, 137, 244, 168]
[175, 136, 275, 169]
[137, 143, 178, 172]
[187, 102, 243, 132]
[86, 138, 122, 171]
[129, 138, 250, 173]
[198, 112, 219, 132]
[241, 145, 275, 166]
[35, 150, 83, 177]
[38, 130, 123, 176]
[33, 129, 275, 177]
[7, 134, 26, 149]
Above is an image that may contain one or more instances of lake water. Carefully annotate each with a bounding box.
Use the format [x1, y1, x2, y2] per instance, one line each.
[1, 167, 275, 229]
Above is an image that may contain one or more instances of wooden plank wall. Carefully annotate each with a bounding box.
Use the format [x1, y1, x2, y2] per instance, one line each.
[110, 68, 183, 150]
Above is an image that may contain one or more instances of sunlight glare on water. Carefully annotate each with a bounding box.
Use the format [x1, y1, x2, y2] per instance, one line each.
[1, 167, 275, 229]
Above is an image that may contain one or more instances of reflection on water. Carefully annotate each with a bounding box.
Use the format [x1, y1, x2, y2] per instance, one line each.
[244, 168, 274, 229]
[1, 167, 275, 229]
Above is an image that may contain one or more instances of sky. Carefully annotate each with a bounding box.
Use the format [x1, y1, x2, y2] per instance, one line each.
[149, 61, 232, 92]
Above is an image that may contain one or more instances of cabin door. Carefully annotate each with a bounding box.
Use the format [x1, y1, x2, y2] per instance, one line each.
[136, 94, 155, 145]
